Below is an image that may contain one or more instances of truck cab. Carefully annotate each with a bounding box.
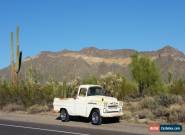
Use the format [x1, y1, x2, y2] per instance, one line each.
[53, 85, 123, 125]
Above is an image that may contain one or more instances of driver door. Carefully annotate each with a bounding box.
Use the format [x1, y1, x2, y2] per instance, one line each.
[75, 88, 87, 116]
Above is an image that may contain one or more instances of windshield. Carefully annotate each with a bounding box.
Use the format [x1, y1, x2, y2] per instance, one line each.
[87, 87, 105, 96]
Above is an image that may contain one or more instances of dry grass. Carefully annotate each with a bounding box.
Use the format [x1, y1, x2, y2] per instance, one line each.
[27, 104, 50, 114]
[135, 109, 154, 120]
[2, 104, 24, 112]
[152, 106, 169, 118]
[122, 110, 132, 121]
[126, 102, 141, 112]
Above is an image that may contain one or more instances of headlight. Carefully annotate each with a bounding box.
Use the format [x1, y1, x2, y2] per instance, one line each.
[103, 102, 108, 113]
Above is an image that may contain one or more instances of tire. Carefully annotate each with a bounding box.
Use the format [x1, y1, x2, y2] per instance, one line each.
[114, 117, 120, 123]
[60, 109, 69, 122]
[91, 109, 102, 125]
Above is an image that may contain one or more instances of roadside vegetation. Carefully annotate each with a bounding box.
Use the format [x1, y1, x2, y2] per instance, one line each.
[0, 53, 185, 124]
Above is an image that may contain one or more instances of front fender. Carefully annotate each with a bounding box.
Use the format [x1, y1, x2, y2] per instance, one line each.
[86, 103, 103, 117]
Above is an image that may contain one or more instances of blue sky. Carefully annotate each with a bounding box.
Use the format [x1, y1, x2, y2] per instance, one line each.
[0, 0, 185, 69]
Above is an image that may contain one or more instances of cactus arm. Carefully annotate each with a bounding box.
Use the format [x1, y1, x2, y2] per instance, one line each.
[16, 51, 22, 73]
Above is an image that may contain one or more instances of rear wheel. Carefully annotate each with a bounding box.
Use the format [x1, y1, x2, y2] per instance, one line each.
[91, 109, 102, 125]
[60, 109, 69, 122]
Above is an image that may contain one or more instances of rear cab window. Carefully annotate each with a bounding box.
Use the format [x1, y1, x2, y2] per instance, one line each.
[79, 88, 87, 97]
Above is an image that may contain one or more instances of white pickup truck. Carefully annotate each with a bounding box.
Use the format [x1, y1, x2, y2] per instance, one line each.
[53, 85, 123, 125]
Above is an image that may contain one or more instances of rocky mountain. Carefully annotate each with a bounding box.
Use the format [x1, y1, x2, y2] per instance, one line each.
[0, 45, 185, 82]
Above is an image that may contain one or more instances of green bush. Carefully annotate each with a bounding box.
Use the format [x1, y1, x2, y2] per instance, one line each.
[170, 79, 185, 95]
[130, 54, 161, 97]
[146, 82, 167, 96]
[82, 75, 98, 84]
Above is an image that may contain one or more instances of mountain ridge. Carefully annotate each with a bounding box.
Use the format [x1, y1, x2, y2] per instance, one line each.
[0, 45, 185, 82]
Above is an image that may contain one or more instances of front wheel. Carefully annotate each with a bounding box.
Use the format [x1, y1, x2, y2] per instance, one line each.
[91, 109, 102, 125]
[113, 117, 120, 123]
[60, 109, 69, 122]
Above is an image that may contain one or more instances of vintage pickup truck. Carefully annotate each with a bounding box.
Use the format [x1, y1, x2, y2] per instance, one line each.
[53, 85, 123, 125]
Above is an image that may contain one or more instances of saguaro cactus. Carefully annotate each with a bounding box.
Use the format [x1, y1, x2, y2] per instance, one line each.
[10, 26, 22, 84]
[10, 32, 15, 83]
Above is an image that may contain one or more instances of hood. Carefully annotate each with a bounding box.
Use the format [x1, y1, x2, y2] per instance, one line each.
[88, 96, 118, 103]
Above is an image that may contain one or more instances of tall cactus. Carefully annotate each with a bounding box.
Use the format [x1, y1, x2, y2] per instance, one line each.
[10, 32, 15, 83]
[10, 26, 22, 84]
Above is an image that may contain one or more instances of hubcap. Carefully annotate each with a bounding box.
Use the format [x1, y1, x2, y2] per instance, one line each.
[61, 111, 66, 120]
[92, 112, 99, 124]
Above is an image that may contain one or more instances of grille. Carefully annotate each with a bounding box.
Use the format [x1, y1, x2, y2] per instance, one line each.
[108, 105, 118, 109]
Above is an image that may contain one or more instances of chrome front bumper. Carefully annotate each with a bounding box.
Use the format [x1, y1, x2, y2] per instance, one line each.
[101, 111, 123, 117]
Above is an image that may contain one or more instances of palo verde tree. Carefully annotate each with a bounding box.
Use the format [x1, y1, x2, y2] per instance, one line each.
[10, 26, 22, 85]
[130, 54, 160, 96]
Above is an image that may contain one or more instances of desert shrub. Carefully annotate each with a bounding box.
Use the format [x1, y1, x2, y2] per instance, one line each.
[0, 79, 78, 110]
[2, 104, 24, 112]
[152, 106, 169, 118]
[123, 96, 143, 102]
[139, 97, 158, 110]
[0, 81, 18, 107]
[122, 110, 132, 121]
[126, 101, 141, 112]
[15, 82, 47, 107]
[171, 95, 184, 104]
[156, 94, 184, 107]
[118, 80, 138, 100]
[27, 104, 49, 114]
[135, 109, 154, 120]
[183, 95, 185, 102]
[168, 104, 185, 123]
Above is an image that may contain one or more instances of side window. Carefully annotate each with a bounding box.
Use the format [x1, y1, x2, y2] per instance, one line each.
[79, 88, 87, 97]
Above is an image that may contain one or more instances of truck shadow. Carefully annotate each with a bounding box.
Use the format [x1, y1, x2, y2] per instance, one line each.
[56, 116, 119, 124]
